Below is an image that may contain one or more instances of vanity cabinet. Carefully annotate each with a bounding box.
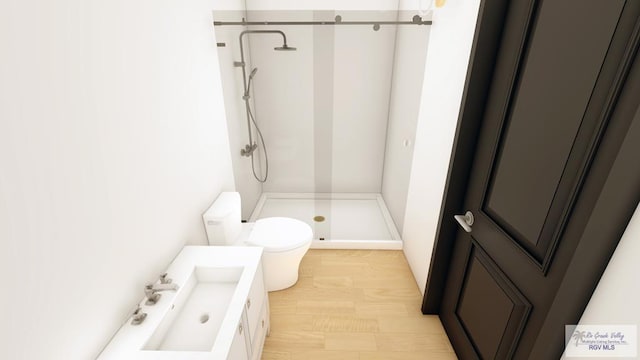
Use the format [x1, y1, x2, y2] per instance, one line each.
[227, 261, 269, 360]
[96, 246, 268, 359]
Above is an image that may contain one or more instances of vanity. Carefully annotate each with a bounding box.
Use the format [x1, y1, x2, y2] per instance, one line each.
[98, 246, 269, 360]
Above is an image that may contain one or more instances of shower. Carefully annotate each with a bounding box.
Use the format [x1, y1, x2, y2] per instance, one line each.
[237, 30, 297, 183]
[214, 10, 431, 248]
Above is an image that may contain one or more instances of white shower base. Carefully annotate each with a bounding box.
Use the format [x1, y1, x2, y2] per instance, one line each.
[248, 193, 402, 250]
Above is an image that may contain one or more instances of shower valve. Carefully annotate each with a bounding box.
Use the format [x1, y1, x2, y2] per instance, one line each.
[241, 143, 258, 157]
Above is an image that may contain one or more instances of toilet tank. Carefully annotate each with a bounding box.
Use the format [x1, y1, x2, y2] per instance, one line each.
[202, 192, 242, 245]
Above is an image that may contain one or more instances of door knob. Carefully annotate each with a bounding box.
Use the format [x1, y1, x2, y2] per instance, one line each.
[454, 211, 474, 233]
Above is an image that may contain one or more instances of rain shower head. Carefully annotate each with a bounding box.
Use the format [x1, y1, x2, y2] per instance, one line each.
[274, 44, 297, 51]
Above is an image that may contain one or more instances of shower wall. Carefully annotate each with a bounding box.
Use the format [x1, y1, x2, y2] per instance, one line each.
[330, 12, 398, 193]
[382, 9, 431, 231]
[214, 2, 430, 222]
[214, 8, 263, 220]
[245, 11, 316, 193]
[247, 11, 397, 194]
[244, 1, 403, 12]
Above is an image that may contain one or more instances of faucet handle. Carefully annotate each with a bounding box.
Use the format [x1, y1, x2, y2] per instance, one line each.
[131, 305, 147, 325]
[159, 273, 172, 284]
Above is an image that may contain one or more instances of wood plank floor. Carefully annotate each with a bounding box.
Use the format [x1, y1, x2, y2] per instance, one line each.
[261, 249, 458, 360]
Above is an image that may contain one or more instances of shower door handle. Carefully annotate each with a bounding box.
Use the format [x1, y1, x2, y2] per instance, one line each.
[454, 211, 474, 233]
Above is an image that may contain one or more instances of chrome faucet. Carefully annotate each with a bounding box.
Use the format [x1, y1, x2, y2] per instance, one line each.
[145, 274, 179, 305]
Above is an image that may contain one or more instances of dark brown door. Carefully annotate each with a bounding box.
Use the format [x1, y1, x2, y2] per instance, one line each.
[440, 0, 640, 359]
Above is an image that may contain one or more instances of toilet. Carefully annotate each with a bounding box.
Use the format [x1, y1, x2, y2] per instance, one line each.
[203, 192, 313, 291]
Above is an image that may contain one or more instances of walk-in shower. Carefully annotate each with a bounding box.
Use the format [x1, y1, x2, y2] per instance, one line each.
[237, 30, 297, 183]
[214, 10, 431, 249]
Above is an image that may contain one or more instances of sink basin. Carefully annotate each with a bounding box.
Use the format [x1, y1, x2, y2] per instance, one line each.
[143, 266, 243, 352]
[97, 247, 266, 360]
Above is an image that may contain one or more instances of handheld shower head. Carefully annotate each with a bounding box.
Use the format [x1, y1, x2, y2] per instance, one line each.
[245, 67, 258, 97]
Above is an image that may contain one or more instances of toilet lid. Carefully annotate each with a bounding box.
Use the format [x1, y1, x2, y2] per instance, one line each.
[246, 217, 313, 252]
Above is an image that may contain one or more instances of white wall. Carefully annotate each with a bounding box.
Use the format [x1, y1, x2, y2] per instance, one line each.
[402, 0, 482, 293]
[0, 1, 234, 359]
[382, 6, 431, 231]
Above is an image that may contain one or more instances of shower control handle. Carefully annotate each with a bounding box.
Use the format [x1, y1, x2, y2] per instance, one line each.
[240, 143, 258, 157]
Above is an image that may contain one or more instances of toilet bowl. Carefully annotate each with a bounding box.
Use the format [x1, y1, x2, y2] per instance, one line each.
[203, 192, 313, 291]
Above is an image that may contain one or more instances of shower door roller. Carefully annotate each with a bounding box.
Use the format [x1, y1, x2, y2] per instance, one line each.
[454, 211, 474, 233]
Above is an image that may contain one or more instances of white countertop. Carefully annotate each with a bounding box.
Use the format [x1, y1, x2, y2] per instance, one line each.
[97, 246, 263, 360]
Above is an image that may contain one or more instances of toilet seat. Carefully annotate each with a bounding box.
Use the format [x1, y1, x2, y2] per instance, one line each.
[246, 217, 313, 252]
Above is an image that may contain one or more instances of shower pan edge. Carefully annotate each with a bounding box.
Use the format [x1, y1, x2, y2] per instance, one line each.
[248, 192, 403, 250]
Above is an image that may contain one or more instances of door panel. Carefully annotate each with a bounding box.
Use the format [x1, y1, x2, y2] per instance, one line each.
[455, 241, 531, 359]
[440, 0, 640, 358]
[484, 0, 624, 257]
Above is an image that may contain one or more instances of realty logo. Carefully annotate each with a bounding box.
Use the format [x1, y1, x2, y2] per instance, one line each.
[572, 330, 587, 346]
[565, 325, 637, 357]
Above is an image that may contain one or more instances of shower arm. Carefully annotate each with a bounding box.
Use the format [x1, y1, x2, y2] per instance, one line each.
[238, 30, 288, 96]
[237, 30, 289, 151]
